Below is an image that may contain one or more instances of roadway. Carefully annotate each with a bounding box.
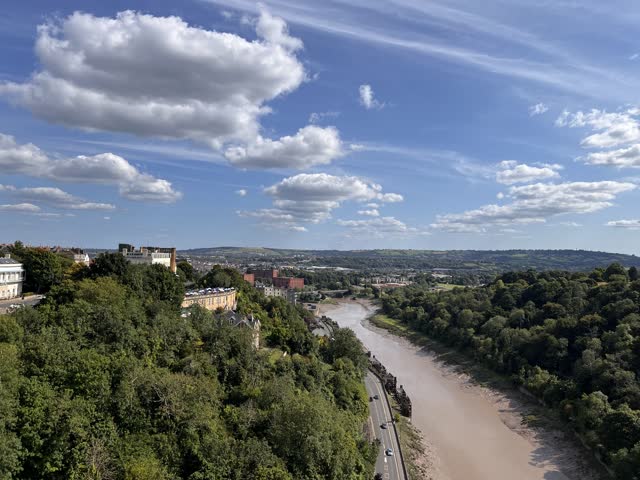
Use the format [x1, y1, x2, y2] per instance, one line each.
[0, 295, 44, 314]
[365, 371, 406, 480]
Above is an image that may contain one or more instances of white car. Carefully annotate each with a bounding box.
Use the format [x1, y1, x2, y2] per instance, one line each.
[385, 448, 394, 456]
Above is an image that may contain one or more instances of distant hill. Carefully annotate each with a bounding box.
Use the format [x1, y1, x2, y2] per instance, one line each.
[178, 247, 640, 272]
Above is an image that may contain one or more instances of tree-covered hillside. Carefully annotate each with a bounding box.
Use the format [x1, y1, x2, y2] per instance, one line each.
[0, 256, 375, 479]
[382, 264, 640, 479]
[180, 247, 640, 272]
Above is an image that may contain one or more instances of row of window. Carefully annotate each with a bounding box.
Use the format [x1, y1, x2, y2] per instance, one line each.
[0, 285, 20, 299]
[0, 272, 24, 283]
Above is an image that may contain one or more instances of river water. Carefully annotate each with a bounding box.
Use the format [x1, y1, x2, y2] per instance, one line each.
[326, 301, 588, 480]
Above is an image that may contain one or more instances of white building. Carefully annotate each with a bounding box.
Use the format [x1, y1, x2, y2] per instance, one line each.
[119, 244, 177, 273]
[0, 255, 25, 300]
[125, 251, 171, 269]
[256, 284, 297, 304]
[73, 253, 91, 266]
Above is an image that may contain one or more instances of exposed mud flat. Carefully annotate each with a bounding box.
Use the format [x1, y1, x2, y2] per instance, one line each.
[322, 301, 605, 480]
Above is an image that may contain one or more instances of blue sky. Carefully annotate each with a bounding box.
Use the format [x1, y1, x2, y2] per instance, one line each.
[2, 0, 640, 252]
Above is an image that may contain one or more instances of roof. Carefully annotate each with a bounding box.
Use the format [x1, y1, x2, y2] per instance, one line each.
[0, 258, 21, 265]
[184, 287, 235, 297]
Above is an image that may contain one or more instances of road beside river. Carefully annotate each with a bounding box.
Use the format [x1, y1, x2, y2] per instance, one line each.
[323, 300, 603, 480]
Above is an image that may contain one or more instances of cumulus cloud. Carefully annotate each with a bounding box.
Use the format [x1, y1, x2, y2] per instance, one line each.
[358, 209, 380, 217]
[0, 184, 114, 210]
[585, 144, 640, 168]
[0, 10, 306, 149]
[359, 84, 384, 110]
[255, 7, 303, 52]
[224, 125, 343, 169]
[606, 219, 640, 229]
[529, 103, 549, 116]
[432, 181, 636, 233]
[236, 189, 248, 196]
[239, 173, 402, 230]
[496, 160, 562, 185]
[0, 203, 40, 213]
[264, 173, 403, 204]
[337, 216, 425, 237]
[555, 107, 640, 173]
[555, 108, 640, 149]
[0, 133, 181, 203]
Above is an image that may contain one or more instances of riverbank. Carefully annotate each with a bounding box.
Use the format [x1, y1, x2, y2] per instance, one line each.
[321, 299, 607, 480]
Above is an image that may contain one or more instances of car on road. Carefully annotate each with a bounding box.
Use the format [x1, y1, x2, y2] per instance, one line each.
[385, 447, 394, 456]
[374, 474, 383, 480]
[380, 423, 387, 429]
[373, 394, 379, 399]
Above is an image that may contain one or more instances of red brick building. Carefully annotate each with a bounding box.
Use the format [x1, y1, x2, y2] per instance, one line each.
[249, 269, 304, 290]
[273, 276, 304, 290]
[253, 269, 279, 282]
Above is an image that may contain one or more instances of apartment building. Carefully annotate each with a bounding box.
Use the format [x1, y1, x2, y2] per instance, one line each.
[0, 255, 25, 300]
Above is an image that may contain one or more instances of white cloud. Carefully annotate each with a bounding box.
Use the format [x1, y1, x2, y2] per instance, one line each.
[606, 219, 640, 229]
[309, 111, 340, 124]
[0, 133, 181, 203]
[239, 173, 402, 229]
[224, 125, 343, 169]
[529, 103, 549, 116]
[236, 189, 248, 196]
[289, 226, 308, 232]
[432, 181, 636, 232]
[0, 10, 306, 149]
[337, 216, 425, 237]
[556, 107, 640, 171]
[0, 184, 115, 210]
[264, 173, 403, 204]
[585, 144, 640, 168]
[255, 7, 303, 52]
[0, 203, 40, 213]
[366, 203, 380, 208]
[358, 209, 380, 217]
[103, 216, 111, 221]
[495, 160, 562, 184]
[630, 53, 639, 61]
[555, 108, 640, 149]
[359, 84, 384, 110]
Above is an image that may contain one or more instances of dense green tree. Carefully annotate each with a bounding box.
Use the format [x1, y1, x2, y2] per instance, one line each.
[0, 260, 375, 479]
[19, 248, 67, 293]
[381, 263, 640, 474]
[605, 263, 629, 282]
[89, 252, 129, 279]
[177, 260, 197, 282]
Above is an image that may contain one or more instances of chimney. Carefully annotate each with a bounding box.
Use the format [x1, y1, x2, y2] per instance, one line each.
[3, 254, 10, 259]
[170, 247, 177, 274]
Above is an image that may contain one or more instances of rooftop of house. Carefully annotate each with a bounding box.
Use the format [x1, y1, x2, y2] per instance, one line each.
[219, 310, 260, 328]
[0, 257, 22, 266]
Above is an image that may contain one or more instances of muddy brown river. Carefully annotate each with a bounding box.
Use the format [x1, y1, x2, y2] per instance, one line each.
[325, 301, 598, 480]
